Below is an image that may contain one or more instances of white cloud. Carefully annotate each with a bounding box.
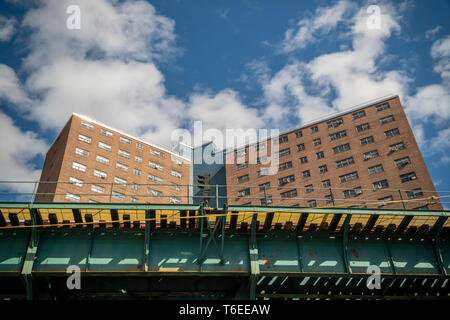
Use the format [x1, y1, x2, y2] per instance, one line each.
[0, 15, 16, 42]
[0, 111, 48, 193]
[280, 0, 355, 52]
[257, 2, 409, 128]
[0, 64, 31, 107]
[425, 26, 442, 40]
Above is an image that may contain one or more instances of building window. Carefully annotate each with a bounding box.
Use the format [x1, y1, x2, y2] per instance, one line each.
[101, 129, 113, 138]
[69, 177, 83, 187]
[319, 165, 328, 173]
[376, 103, 390, 111]
[112, 191, 125, 201]
[65, 193, 80, 202]
[78, 134, 91, 144]
[98, 142, 111, 151]
[279, 135, 289, 144]
[307, 200, 317, 207]
[360, 136, 374, 145]
[91, 184, 105, 194]
[313, 138, 321, 146]
[131, 197, 139, 203]
[147, 188, 162, 198]
[363, 150, 379, 161]
[327, 118, 343, 128]
[394, 156, 411, 168]
[81, 121, 94, 130]
[406, 188, 423, 199]
[120, 137, 131, 145]
[385, 128, 400, 138]
[132, 183, 140, 191]
[373, 179, 389, 190]
[114, 177, 127, 186]
[368, 164, 384, 174]
[311, 126, 318, 133]
[170, 197, 181, 204]
[259, 182, 271, 191]
[257, 168, 269, 177]
[237, 162, 248, 170]
[136, 143, 144, 150]
[116, 162, 128, 172]
[171, 183, 182, 191]
[238, 188, 251, 197]
[316, 151, 324, 159]
[378, 196, 394, 207]
[135, 155, 142, 163]
[356, 123, 370, 132]
[389, 142, 405, 152]
[302, 170, 311, 178]
[238, 175, 249, 183]
[400, 172, 417, 183]
[172, 156, 183, 165]
[329, 130, 347, 141]
[380, 115, 395, 125]
[281, 189, 297, 199]
[297, 143, 305, 151]
[279, 175, 295, 185]
[93, 169, 107, 179]
[339, 171, 358, 183]
[171, 170, 182, 178]
[260, 197, 273, 205]
[333, 143, 351, 154]
[150, 149, 164, 158]
[322, 179, 331, 188]
[75, 147, 89, 157]
[257, 155, 268, 164]
[305, 184, 314, 193]
[343, 187, 362, 198]
[295, 130, 303, 138]
[149, 161, 163, 171]
[118, 149, 130, 159]
[336, 157, 354, 168]
[352, 110, 366, 119]
[237, 149, 246, 157]
[325, 195, 333, 204]
[96, 155, 109, 165]
[72, 162, 86, 172]
[275, 148, 290, 158]
[256, 143, 266, 151]
[279, 161, 293, 171]
[299, 156, 308, 164]
[134, 168, 141, 176]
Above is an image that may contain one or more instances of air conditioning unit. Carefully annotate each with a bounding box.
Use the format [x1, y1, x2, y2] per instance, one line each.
[374, 185, 382, 190]
[410, 176, 417, 180]
[355, 189, 363, 195]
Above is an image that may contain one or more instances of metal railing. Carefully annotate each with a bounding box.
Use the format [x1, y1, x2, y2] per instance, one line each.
[0, 180, 448, 210]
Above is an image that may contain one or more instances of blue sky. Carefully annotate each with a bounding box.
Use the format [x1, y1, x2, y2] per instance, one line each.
[0, 0, 449, 203]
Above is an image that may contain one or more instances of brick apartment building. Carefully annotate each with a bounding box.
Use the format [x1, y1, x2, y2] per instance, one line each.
[35, 113, 190, 204]
[225, 95, 442, 210]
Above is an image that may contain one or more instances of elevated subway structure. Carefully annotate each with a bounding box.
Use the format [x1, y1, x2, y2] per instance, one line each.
[0, 201, 450, 300]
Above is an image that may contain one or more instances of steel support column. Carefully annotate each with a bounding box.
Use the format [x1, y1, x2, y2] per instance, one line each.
[249, 213, 260, 300]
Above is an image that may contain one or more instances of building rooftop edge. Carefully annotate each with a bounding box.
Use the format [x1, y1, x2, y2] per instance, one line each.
[223, 93, 399, 154]
[72, 113, 191, 162]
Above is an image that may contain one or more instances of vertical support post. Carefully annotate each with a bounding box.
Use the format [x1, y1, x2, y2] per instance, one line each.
[30, 181, 38, 204]
[432, 216, 448, 276]
[198, 204, 205, 264]
[216, 184, 219, 209]
[21, 206, 40, 300]
[249, 213, 260, 300]
[263, 185, 268, 205]
[109, 182, 115, 203]
[342, 214, 352, 274]
[220, 204, 227, 262]
[329, 188, 335, 206]
[398, 189, 406, 210]
[144, 209, 152, 272]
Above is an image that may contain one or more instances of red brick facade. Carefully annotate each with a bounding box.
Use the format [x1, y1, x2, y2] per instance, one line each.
[225, 96, 442, 210]
[36, 114, 190, 204]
